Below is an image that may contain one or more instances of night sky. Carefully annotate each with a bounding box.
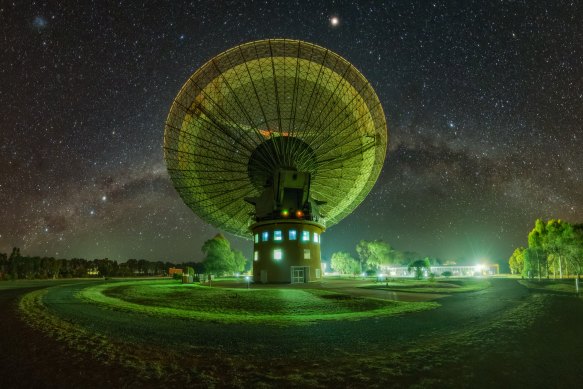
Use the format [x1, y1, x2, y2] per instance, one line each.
[1, 1, 581, 265]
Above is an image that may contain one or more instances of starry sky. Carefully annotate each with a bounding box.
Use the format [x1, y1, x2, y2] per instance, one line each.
[1, 1, 581, 266]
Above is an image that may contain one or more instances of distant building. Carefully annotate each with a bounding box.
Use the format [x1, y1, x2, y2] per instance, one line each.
[182, 274, 193, 284]
[168, 267, 183, 276]
[87, 267, 99, 276]
[380, 264, 499, 277]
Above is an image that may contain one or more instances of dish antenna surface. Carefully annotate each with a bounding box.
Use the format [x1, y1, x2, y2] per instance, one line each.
[164, 39, 387, 283]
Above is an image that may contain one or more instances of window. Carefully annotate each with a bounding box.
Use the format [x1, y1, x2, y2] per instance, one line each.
[289, 229, 297, 240]
[313, 232, 319, 243]
[254, 251, 258, 261]
[262, 231, 269, 242]
[254, 234, 259, 243]
[274, 249, 283, 261]
[301, 230, 310, 242]
[274, 230, 282, 241]
[304, 249, 311, 259]
[315, 269, 321, 279]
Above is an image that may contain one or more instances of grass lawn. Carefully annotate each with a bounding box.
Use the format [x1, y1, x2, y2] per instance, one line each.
[0, 279, 101, 290]
[518, 278, 581, 295]
[16, 278, 569, 388]
[361, 277, 491, 293]
[77, 279, 438, 324]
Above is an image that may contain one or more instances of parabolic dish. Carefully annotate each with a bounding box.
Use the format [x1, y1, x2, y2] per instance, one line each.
[164, 39, 387, 238]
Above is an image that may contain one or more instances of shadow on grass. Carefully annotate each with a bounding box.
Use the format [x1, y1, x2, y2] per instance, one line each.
[361, 278, 491, 294]
[518, 279, 581, 296]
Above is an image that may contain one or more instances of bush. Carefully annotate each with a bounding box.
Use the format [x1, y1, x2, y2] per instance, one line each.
[442, 271, 452, 278]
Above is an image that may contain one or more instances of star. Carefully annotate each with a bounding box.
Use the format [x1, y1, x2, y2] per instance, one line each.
[32, 16, 48, 29]
[0, 1, 580, 266]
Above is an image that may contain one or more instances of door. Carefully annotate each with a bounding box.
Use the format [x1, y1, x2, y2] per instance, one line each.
[260, 270, 267, 283]
[291, 267, 306, 284]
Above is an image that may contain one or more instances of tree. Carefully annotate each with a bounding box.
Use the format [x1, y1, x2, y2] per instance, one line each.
[0, 250, 203, 280]
[356, 240, 371, 273]
[95, 258, 116, 277]
[564, 223, 583, 281]
[522, 247, 544, 279]
[528, 219, 547, 281]
[407, 258, 431, 280]
[356, 240, 393, 271]
[137, 259, 148, 275]
[232, 250, 248, 273]
[330, 251, 359, 275]
[508, 247, 526, 275]
[9, 247, 21, 280]
[367, 241, 393, 268]
[402, 251, 423, 266]
[0, 252, 7, 280]
[50, 258, 62, 279]
[524, 219, 580, 280]
[391, 250, 407, 266]
[544, 219, 571, 278]
[126, 259, 138, 275]
[201, 234, 235, 277]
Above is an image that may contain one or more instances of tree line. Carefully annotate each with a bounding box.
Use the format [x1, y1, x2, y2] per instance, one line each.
[0, 247, 176, 280]
[0, 234, 249, 281]
[508, 219, 583, 280]
[329, 240, 442, 276]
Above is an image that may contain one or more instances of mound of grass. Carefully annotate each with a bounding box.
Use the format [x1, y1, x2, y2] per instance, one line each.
[78, 280, 438, 325]
[363, 278, 490, 294]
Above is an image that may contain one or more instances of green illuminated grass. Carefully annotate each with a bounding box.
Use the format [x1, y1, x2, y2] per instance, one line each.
[362, 278, 490, 293]
[78, 280, 438, 324]
[17, 279, 554, 387]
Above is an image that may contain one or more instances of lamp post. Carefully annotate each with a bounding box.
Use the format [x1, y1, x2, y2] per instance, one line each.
[245, 276, 250, 289]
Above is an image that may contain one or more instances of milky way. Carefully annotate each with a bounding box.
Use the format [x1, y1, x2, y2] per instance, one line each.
[1, 1, 581, 265]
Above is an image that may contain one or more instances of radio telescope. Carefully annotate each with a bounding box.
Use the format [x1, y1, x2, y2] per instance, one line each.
[164, 39, 387, 283]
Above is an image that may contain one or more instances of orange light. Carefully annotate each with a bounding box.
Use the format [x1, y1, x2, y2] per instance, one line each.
[258, 129, 290, 137]
[295, 210, 304, 218]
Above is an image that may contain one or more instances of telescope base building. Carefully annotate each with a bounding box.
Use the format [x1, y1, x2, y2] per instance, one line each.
[251, 219, 325, 284]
